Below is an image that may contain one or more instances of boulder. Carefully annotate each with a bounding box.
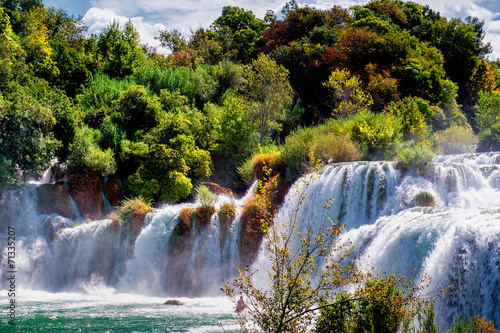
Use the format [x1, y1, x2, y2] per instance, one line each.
[37, 182, 72, 218]
[68, 171, 103, 220]
[163, 300, 184, 306]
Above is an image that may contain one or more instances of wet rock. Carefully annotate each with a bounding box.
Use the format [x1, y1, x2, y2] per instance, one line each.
[105, 177, 121, 207]
[37, 182, 72, 218]
[68, 171, 103, 220]
[163, 300, 184, 306]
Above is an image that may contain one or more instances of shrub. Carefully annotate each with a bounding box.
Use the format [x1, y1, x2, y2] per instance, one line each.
[317, 273, 417, 333]
[218, 202, 236, 248]
[311, 134, 362, 164]
[413, 191, 435, 207]
[111, 196, 152, 230]
[434, 125, 478, 154]
[346, 111, 403, 160]
[477, 121, 500, 152]
[397, 145, 435, 175]
[67, 125, 116, 176]
[196, 185, 217, 207]
[178, 207, 194, 231]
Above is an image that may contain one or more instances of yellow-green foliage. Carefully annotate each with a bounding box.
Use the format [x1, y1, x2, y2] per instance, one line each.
[111, 196, 152, 230]
[317, 273, 428, 333]
[281, 122, 363, 179]
[434, 125, 478, 155]
[388, 96, 431, 141]
[338, 111, 403, 160]
[196, 185, 217, 207]
[324, 68, 373, 118]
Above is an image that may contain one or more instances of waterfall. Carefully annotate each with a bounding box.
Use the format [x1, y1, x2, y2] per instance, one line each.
[1, 152, 499, 327]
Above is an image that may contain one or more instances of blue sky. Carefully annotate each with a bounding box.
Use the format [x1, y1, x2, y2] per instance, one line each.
[44, 0, 500, 59]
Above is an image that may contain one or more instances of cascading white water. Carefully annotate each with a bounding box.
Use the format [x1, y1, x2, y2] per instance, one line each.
[1, 152, 499, 328]
[261, 152, 500, 327]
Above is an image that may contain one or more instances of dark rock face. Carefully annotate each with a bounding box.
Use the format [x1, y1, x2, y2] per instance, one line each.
[165, 208, 196, 295]
[105, 177, 121, 207]
[68, 171, 103, 220]
[37, 182, 72, 218]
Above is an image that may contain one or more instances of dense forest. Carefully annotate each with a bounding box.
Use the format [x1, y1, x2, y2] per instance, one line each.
[1, 0, 500, 204]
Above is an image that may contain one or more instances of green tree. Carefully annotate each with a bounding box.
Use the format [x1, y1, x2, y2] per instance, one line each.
[156, 28, 187, 53]
[96, 20, 145, 77]
[0, 6, 24, 86]
[323, 68, 373, 118]
[23, 5, 59, 78]
[213, 95, 255, 160]
[212, 6, 266, 63]
[244, 54, 294, 138]
[0, 90, 60, 188]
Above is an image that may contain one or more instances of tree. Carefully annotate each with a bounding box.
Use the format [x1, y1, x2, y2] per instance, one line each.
[0, 88, 60, 188]
[156, 28, 187, 53]
[469, 58, 497, 98]
[23, 5, 59, 78]
[223, 162, 434, 333]
[96, 20, 145, 77]
[323, 68, 373, 118]
[212, 6, 266, 63]
[243, 54, 293, 139]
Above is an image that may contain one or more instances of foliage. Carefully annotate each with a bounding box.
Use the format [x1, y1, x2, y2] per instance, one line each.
[123, 144, 193, 203]
[344, 111, 403, 160]
[281, 121, 363, 179]
[66, 125, 116, 176]
[477, 121, 500, 152]
[243, 54, 293, 138]
[446, 315, 499, 333]
[96, 20, 145, 77]
[111, 196, 152, 230]
[316, 273, 430, 333]
[397, 144, 435, 174]
[0, 92, 59, 188]
[213, 95, 255, 160]
[212, 6, 266, 63]
[195, 185, 217, 207]
[323, 68, 373, 118]
[434, 125, 478, 155]
[388, 96, 431, 140]
[475, 90, 500, 133]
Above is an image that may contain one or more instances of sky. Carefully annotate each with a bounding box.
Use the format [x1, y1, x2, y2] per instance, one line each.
[43, 0, 500, 59]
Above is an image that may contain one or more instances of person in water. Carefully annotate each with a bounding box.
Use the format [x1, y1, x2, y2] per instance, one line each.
[236, 296, 246, 313]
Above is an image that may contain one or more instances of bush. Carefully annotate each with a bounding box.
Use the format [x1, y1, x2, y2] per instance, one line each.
[397, 145, 434, 174]
[196, 185, 217, 207]
[317, 274, 417, 333]
[477, 121, 500, 152]
[434, 125, 478, 154]
[67, 125, 116, 176]
[111, 196, 152, 230]
[218, 202, 236, 248]
[311, 134, 362, 164]
[345, 111, 403, 160]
